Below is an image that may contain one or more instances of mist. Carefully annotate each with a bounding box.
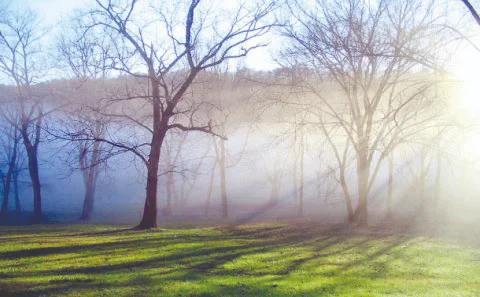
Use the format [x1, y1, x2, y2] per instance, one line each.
[0, 0, 479, 233]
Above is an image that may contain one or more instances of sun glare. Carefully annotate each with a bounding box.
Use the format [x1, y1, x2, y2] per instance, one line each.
[453, 47, 480, 115]
[458, 79, 480, 112]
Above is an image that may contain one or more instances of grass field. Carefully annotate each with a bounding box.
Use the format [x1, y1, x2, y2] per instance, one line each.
[0, 223, 479, 297]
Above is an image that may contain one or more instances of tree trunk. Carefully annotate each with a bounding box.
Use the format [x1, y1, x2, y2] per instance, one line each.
[27, 148, 42, 223]
[136, 79, 166, 230]
[219, 139, 228, 218]
[355, 147, 370, 227]
[340, 173, 354, 222]
[13, 171, 21, 213]
[1, 175, 11, 215]
[1, 141, 16, 216]
[21, 127, 42, 223]
[164, 171, 173, 217]
[204, 162, 216, 218]
[293, 146, 298, 203]
[137, 125, 167, 229]
[386, 151, 393, 218]
[80, 179, 95, 221]
[419, 148, 426, 211]
[298, 129, 304, 217]
[79, 141, 100, 221]
[433, 151, 441, 210]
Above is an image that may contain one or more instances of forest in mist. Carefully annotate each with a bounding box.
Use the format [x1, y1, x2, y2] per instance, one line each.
[1, 0, 480, 230]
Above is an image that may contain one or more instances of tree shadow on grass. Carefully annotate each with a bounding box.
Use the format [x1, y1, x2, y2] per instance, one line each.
[0, 224, 442, 297]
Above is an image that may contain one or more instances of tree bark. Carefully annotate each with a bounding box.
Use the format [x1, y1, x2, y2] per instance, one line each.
[26, 147, 42, 223]
[136, 79, 166, 229]
[21, 116, 43, 224]
[137, 128, 165, 229]
[355, 145, 370, 227]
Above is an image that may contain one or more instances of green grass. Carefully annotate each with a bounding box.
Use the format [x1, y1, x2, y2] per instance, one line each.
[0, 223, 479, 296]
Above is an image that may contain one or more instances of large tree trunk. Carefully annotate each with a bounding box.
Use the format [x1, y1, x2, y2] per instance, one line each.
[355, 146, 370, 227]
[136, 79, 166, 230]
[21, 118, 43, 224]
[79, 141, 100, 221]
[79, 166, 98, 221]
[80, 179, 96, 221]
[26, 147, 42, 223]
[26, 148, 42, 223]
[1, 141, 16, 216]
[219, 139, 228, 218]
[137, 129, 165, 229]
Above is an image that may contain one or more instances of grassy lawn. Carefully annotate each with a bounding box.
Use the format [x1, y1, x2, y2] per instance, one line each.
[0, 223, 479, 297]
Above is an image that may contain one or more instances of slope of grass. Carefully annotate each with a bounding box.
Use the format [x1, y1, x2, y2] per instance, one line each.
[0, 223, 479, 296]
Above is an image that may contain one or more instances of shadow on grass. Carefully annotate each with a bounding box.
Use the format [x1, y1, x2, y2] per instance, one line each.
[0, 224, 425, 297]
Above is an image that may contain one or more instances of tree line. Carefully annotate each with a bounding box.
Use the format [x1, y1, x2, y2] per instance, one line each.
[0, 0, 478, 229]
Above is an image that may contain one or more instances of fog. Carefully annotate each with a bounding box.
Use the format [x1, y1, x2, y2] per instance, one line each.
[0, 0, 480, 234]
[4, 73, 480, 229]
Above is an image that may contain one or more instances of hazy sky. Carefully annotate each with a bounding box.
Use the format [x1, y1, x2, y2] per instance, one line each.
[12, 0, 279, 70]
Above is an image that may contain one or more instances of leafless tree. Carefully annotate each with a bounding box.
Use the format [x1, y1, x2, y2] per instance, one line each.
[282, 0, 448, 226]
[204, 70, 254, 218]
[0, 119, 20, 216]
[77, 117, 106, 221]
[56, 23, 112, 221]
[70, 0, 281, 229]
[0, 8, 48, 223]
[162, 134, 184, 217]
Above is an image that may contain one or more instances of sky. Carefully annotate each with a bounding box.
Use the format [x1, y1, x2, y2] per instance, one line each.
[12, 0, 279, 71]
[9, 0, 480, 73]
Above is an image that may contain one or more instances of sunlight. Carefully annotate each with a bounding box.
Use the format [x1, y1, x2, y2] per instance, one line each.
[457, 76, 480, 114]
[453, 46, 480, 115]
[464, 132, 480, 162]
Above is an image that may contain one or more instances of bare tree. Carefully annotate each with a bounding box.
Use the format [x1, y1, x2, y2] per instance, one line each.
[282, 0, 448, 226]
[70, 0, 281, 229]
[0, 8, 48, 223]
[161, 132, 188, 217]
[56, 23, 112, 221]
[0, 121, 20, 217]
[205, 70, 255, 219]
